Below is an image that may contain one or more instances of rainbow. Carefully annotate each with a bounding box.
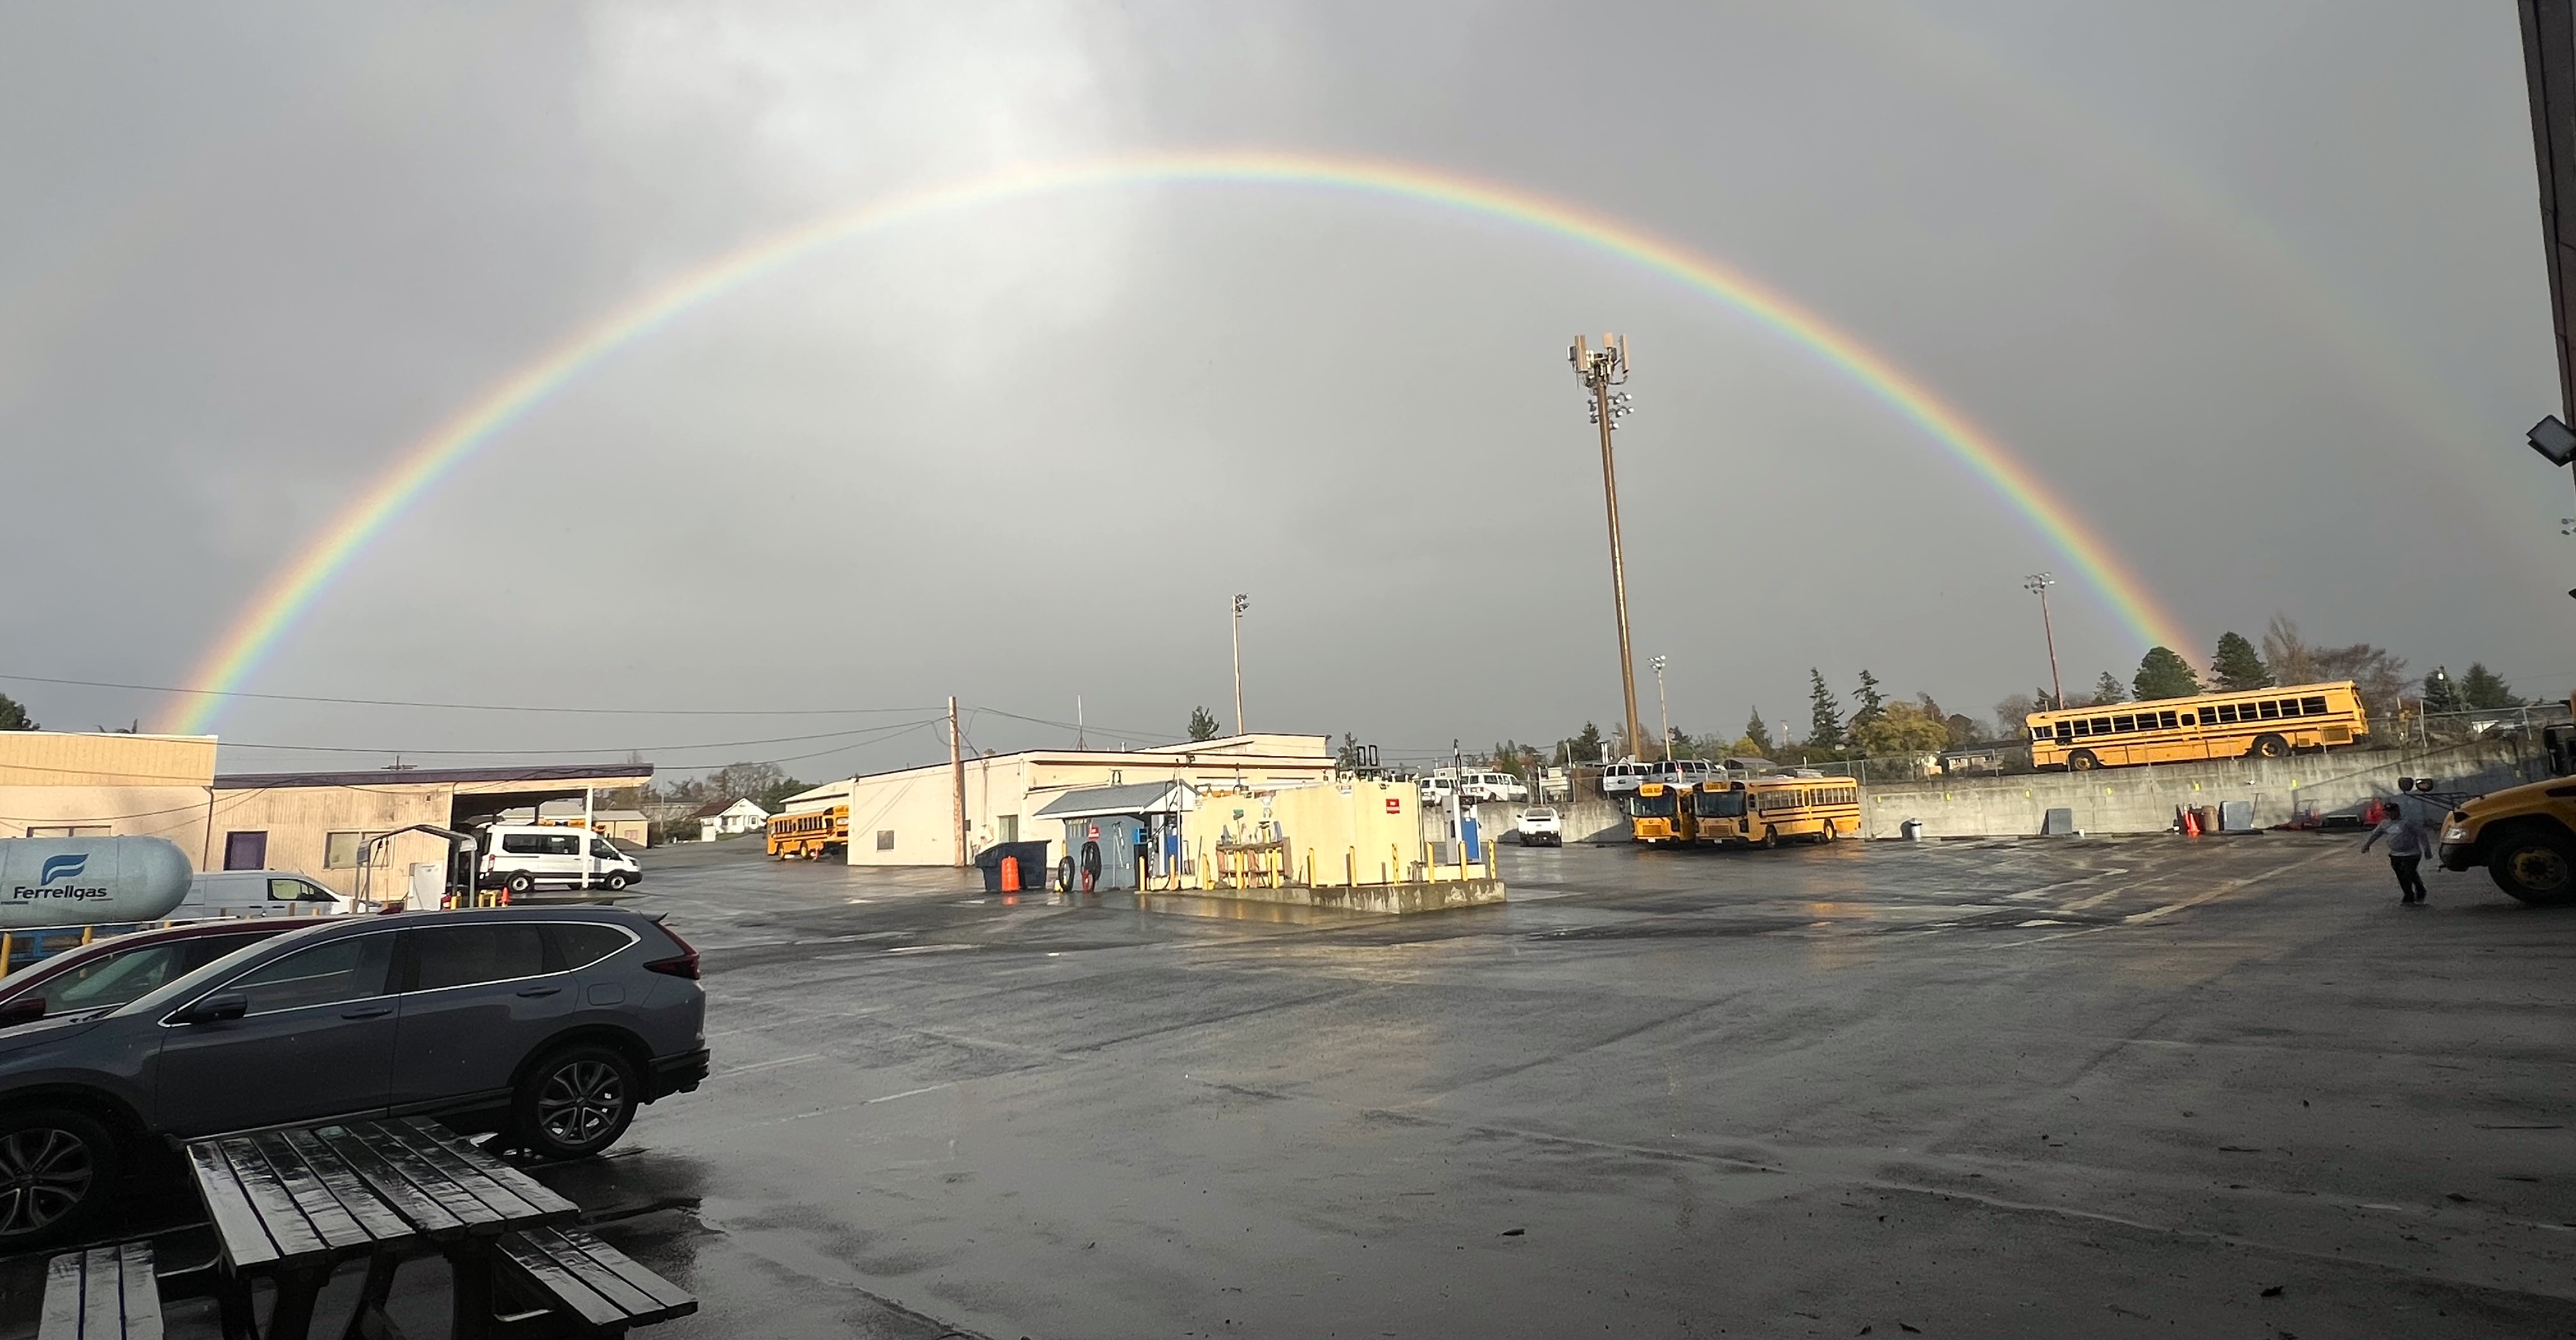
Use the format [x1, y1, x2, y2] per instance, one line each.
[168, 148, 2194, 733]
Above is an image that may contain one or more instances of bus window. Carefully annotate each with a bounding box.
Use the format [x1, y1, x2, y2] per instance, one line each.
[2159, 711, 2179, 728]
[2071, 720, 2090, 737]
[2302, 696, 2327, 714]
[2113, 715, 2134, 733]
[2032, 727, 2051, 741]
[2090, 717, 2112, 735]
[2258, 701, 2279, 720]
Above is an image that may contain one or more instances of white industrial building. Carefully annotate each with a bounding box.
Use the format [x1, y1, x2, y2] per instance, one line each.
[785, 733, 1338, 867]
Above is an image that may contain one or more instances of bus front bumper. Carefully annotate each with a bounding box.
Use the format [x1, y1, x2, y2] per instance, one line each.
[2438, 842, 2480, 872]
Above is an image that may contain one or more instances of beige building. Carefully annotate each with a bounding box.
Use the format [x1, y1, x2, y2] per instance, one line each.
[790, 733, 1340, 867]
[0, 731, 649, 899]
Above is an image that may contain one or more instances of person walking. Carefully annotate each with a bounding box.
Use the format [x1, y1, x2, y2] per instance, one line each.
[2363, 792, 2433, 904]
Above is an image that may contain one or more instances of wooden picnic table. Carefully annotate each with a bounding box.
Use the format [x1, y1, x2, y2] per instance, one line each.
[185, 1116, 578, 1340]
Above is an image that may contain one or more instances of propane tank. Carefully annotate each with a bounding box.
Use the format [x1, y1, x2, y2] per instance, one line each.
[0, 837, 192, 927]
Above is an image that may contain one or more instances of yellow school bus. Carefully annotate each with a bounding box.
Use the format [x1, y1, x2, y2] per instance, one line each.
[1627, 782, 1694, 846]
[1740, 776, 1862, 846]
[2027, 680, 2368, 772]
[1690, 782, 1751, 846]
[766, 805, 849, 860]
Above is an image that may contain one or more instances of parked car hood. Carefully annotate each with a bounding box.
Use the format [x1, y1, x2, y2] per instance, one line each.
[0, 1010, 109, 1054]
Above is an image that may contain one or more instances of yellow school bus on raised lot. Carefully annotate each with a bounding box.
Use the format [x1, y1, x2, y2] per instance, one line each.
[767, 805, 849, 860]
[2027, 680, 2368, 772]
[1626, 782, 1694, 846]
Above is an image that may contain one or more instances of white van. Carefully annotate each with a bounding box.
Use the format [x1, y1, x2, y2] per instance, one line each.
[1458, 771, 1531, 803]
[176, 870, 351, 920]
[1602, 761, 1652, 796]
[1648, 759, 1720, 787]
[477, 825, 643, 895]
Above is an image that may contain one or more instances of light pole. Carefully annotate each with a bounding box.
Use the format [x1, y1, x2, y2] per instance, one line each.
[1570, 333, 1646, 762]
[1652, 655, 1671, 763]
[2023, 573, 2064, 708]
[1230, 593, 1249, 736]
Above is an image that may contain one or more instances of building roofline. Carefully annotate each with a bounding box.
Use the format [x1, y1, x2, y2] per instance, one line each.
[214, 763, 654, 790]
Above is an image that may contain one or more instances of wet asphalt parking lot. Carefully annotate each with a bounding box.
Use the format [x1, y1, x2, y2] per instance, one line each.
[10, 831, 2576, 1339]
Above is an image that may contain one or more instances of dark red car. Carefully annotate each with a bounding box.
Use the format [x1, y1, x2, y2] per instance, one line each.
[0, 922, 298, 1028]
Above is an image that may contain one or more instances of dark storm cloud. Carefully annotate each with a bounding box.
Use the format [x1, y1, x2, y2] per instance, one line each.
[3, 2, 2561, 775]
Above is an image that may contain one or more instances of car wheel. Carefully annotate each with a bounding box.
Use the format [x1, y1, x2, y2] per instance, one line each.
[604, 872, 629, 892]
[512, 1045, 641, 1161]
[2067, 749, 2099, 772]
[0, 1109, 117, 1249]
[505, 872, 536, 897]
[2488, 828, 2576, 905]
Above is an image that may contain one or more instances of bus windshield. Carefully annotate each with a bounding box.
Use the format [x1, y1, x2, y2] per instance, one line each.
[1693, 791, 1745, 818]
[1627, 792, 1677, 818]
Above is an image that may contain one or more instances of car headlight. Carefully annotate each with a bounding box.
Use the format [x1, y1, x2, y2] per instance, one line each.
[2444, 826, 2467, 842]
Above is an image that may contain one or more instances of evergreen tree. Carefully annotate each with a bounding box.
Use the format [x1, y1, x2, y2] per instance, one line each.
[2132, 646, 2202, 701]
[2089, 671, 2126, 706]
[2209, 632, 2271, 691]
[1807, 669, 1844, 750]
[0, 694, 34, 731]
[1744, 708, 1774, 756]
[1564, 722, 1605, 766]
[2034, 687, 2059, 712]
[1850, 670, 1887, 730]
[2460, 662, 2524, 710]
[1186, 706, 1221, 740]
[2420, 667, 2462, 716]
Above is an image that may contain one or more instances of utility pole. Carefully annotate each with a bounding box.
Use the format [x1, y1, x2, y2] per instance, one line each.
[2024, 573, 2064, 708]
[1652, 655, 1671, 762]
[948, 696, 966, 868]
[1230, 593, 1249, 736]
[1570, 333, 1646, 762]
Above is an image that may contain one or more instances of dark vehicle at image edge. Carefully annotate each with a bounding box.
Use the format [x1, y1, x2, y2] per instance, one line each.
[0, 906, 708, 1247]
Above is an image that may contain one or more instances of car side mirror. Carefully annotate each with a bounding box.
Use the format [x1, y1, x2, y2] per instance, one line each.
[0, 997, 46, 1028]
[183, 993, 249, 1024]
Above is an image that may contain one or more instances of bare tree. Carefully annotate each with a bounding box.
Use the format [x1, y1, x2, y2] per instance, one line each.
[2262, 614, 2319, 686]
[2312, 643, 2410, 722]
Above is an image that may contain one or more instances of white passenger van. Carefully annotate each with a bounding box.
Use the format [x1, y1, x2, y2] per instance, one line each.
[475, 824, 643, 895]
[175, 871, 351, 920]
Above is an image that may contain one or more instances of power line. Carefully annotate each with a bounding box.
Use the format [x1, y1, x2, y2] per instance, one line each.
[211, 717, 947, 759]
[0, 672, 935, 718]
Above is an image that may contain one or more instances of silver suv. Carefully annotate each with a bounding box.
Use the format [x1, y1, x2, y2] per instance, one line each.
[0, 906, 709, 1246]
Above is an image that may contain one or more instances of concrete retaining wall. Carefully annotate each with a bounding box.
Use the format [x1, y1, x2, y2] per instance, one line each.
[1858, 739, 2540, 839]
[1446, 800, 1628, 845]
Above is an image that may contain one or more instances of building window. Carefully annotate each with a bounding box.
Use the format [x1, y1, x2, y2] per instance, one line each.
[997, 814, 1018, 844]
[224, 831, 268, 871]
[875, 830, 895, 851]
[325, 830, 393, 869]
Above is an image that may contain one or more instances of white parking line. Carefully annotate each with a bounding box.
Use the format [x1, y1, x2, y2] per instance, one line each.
[722, 1053, 821, 1075]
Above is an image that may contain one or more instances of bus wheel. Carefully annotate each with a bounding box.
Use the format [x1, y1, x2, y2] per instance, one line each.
[2489, 827, 2576, 904]
[1818, 821, 1837, 843]
[1756, 828, 1777, 849]
[2067, 749, 2099, 772]
[2251, 734, 2290, 759]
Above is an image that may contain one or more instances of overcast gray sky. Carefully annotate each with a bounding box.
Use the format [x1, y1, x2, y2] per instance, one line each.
[3, 1, 2564, 778]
